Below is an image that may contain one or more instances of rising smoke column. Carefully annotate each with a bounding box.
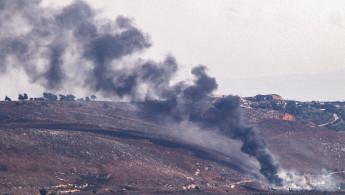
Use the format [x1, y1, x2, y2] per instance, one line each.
[43, 45, 66, 89]
[191, 96, 283, 186]
[144, 66, 283, 186]
[0, 0, 283, 185]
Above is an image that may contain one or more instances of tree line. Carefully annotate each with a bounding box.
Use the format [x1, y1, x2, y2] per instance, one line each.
[4, 93, 97, 102]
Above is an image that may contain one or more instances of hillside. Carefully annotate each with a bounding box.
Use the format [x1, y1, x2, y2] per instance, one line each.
[0, 97, 345, 194]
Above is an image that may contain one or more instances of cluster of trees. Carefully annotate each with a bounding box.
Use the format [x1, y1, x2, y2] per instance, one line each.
[250, 98, 345, 116]
[245, 94, 278, 102]
[18, 93, 28, 100]
[309, 101, 338, 113]
[59, 94, 75, 101]
[251, 100, 303, 115]
[4, 93, 97, 102]
[339, 107, 345, 120]
[76, 95, 96, 102]
[43, 93, 57, 101]
[285, 101, 303, 115]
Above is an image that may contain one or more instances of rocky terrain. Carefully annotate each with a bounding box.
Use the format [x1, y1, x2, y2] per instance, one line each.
[0, 95, 345, 194]
[241, 95, 345, 172]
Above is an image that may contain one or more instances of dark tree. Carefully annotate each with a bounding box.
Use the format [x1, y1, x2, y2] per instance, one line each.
[43, 92, 58, 101]
[18, 93, 28, 100]
[339, 108, 345, 120]
[77, 98, 84, 101]
[66, 94, 75, 101]
[311, 101, 321, 109]
[254, 94, 273, 101]
[59, 94, 75, 101]
[34, 97, 45, 101]
[5, 96, 12, 101]
[59, 94, 67, 100]
[91, 95, 96, 101]
[39, 188, 47, 195]
[85, 96, 90, 102]
[270, 100, 284, 111]
[286, 101, 302, 115]
[18, 94, 24, 100]
[323, 103, 337, 113]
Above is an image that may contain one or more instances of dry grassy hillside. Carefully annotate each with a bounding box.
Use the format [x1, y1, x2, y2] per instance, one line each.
[0, 99, 344, 194]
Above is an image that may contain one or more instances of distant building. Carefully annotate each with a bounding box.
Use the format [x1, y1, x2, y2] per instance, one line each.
[244, 94, 285, 102]
[271, 94, 284, 101]
[211, 94, 228, 98]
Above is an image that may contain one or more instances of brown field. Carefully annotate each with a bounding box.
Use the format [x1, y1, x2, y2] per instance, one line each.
[0, 100, 344, 194]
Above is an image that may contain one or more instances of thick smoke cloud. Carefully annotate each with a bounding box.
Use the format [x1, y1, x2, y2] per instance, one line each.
[194, 97, 282, 185]
[0, 0, 151, 94]
[183, 65, 218, 101]
[144, 71, 282, 185]
[0, 0, 282, 186]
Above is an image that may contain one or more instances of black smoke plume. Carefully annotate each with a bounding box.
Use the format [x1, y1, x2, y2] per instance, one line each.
[0, 0, 282, 186]
[44, 45, 66, 89]
[190, 96, 283, 185]
[143, 68, 282, 186]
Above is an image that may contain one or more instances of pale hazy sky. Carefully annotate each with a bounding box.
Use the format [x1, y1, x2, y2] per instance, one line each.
[2, 0, 345, 101]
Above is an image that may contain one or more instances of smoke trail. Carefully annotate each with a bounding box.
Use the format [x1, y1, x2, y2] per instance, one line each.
[0, 0, 283, 185]
[190, 96, 283, 185]
[43, 45, 66, 89]
[143, 72, 282, 185]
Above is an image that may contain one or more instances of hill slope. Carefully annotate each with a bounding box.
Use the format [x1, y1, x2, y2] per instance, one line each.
[0, 99, 345, 194]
